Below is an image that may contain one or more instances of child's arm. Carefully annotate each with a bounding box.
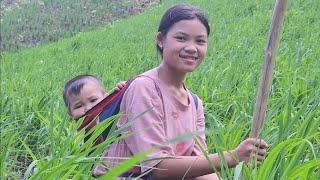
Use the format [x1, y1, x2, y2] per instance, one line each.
[151, 138, 268, 180]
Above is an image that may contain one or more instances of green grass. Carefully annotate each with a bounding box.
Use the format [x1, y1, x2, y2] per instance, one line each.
[0, 0, 159, 52]
[1, 0, 320, 179]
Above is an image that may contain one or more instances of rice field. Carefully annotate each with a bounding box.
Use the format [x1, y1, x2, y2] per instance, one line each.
[1, 0, 319, 179]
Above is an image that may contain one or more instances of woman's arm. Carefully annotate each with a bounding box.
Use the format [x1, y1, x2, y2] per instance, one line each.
[151, 151, 235, 179]
[151, 138, 268, 180]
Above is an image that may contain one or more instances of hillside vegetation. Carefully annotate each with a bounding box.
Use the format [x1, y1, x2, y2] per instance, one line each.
[1, 0, 319, 179]
[0, 0, 159, 52]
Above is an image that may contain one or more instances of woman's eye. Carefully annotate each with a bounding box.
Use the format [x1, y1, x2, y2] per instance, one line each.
[175, 36, 186, 41]
[197, 39, 207, 44]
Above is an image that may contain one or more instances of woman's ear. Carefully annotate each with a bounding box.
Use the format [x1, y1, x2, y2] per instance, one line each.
[156, 32, 163, 50]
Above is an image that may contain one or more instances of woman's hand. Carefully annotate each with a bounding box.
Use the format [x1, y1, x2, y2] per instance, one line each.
[233, 138, 268, 165]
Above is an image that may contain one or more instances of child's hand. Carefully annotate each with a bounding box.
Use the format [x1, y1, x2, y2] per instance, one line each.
[233, 138, 268, 165]
[114, 81, 126, 91]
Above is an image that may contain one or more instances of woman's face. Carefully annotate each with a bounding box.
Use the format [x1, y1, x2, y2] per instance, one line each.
[157, 19, 208, 73]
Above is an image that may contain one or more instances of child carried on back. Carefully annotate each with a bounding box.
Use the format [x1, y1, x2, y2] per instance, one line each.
[63, 74, 125, 120]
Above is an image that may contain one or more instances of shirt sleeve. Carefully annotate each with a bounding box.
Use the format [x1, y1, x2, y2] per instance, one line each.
[192, 98, 208, 155]
[118, 77, 174, 172]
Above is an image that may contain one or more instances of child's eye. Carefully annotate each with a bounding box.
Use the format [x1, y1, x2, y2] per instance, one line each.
[74, 105, 82, 109]
[90, 98, 98, 103]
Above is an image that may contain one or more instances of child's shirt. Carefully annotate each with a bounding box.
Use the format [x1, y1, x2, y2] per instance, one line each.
[94, 68, 207, 176]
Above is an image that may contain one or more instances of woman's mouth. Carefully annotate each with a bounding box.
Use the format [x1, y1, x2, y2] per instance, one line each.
[179, 54, 198, 61]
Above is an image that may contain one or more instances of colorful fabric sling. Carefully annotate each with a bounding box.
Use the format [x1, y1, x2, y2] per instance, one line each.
[77, 77, 136, 146]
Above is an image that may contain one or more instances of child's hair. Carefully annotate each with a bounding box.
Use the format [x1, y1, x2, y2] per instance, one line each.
[63, 74, 105, 109]
[156, 4, 210, 55]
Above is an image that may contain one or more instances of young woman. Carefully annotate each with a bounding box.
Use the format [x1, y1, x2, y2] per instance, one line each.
[94, 4, 268, 179]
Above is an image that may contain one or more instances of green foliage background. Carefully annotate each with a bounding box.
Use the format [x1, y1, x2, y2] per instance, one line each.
[0, 0, 157, 52]
[1, 0, 319, 179]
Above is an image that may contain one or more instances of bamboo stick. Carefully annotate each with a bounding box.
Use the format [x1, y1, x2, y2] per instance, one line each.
[250, 0, 288, 138]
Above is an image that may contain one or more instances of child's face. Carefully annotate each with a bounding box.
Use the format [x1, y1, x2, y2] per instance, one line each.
[68, 80, 105, 120]
[158, 19, 208, 73]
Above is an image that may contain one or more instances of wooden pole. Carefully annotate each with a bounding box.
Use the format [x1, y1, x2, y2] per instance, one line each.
[250, 0, 288, 138]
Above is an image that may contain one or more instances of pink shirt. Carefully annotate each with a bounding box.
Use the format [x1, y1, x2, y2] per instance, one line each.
[94, 68, 207, 176]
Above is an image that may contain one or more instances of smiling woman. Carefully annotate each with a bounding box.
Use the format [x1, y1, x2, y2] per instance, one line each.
[94, 4, 268, 180]
[156, 19, 208, 73]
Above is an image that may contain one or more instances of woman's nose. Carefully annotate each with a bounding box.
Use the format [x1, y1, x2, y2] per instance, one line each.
[184, 43, 197, 53]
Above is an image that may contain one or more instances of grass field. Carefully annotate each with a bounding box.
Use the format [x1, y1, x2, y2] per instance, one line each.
[0, 0, 159, 52]
[1, 0, 319, 179]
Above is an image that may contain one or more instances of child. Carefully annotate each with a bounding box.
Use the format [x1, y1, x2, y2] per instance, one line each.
[63, 74, 125, 120]
[94, 4, 268, 179]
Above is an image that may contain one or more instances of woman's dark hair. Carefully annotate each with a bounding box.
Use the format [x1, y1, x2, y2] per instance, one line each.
[157, 4, 210, 55]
